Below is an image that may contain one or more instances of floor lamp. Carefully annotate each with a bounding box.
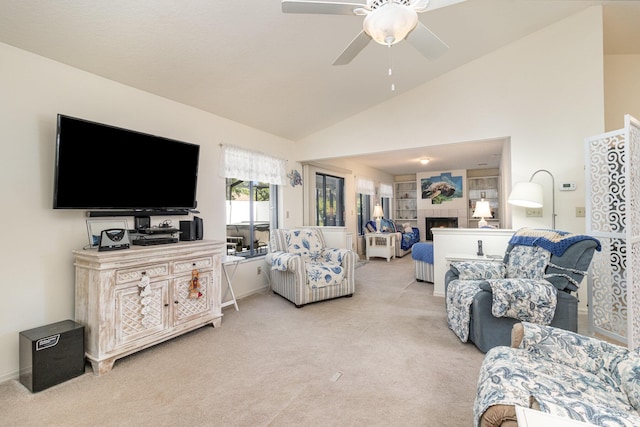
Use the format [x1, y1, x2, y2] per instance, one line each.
[508, 169, 556, 229]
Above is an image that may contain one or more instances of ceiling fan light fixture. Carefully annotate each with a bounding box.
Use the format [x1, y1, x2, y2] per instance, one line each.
[363, 3, 418, 46]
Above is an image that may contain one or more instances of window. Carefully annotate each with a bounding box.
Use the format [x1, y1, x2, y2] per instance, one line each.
[315, 173, 344, 226]
[225, 178, 276, 258]
[379, 182, 393, 220]
[220, 144, 285, 258]
[357, 193, 372, 235]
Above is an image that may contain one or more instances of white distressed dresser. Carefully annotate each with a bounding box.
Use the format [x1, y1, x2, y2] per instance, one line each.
[73, 240, 224, 375]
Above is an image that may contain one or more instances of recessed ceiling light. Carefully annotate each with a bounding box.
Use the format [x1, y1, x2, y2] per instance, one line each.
[419, 158, 430, 165]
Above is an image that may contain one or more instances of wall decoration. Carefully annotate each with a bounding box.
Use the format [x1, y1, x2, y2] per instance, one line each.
[421, 172, 463, 204]
[287, 169, 303, 187]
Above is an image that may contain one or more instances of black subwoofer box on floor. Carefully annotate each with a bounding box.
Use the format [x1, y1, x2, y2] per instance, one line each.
[19, 320, 85, 392]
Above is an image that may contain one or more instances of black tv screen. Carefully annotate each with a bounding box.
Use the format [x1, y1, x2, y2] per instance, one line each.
[54, 114, 200, 210]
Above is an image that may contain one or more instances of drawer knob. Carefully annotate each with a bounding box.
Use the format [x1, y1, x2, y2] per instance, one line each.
[174, 300, 179, 304]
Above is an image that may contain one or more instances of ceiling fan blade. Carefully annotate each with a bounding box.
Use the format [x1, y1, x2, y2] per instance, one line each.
[412, 0, 466, 13]
[405, 22, 449, 61]
[282, 0, 366, 15]
[332, 30, 371, 65]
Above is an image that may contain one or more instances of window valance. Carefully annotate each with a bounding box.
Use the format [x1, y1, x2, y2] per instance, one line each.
[379, 183, 393, 198]
[219, 144, 287, 186]
[355, 177, 375, 196]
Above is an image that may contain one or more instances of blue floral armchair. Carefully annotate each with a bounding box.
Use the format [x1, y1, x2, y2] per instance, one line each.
[265, 228, 356, 307]
[445, 228, 600, 353]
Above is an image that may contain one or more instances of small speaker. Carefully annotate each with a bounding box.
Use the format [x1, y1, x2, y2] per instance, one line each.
[19, 320, 85, 393]
[179, 220, 197, 241]
[194, 216, 203, 240]
[134, 216, 150, 230]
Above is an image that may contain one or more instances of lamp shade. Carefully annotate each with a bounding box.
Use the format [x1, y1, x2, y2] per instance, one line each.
[508, 182, 544, 208]
[472, 200, 492, 219]
[363, 3, 418, 46]
[373, 203, 384, 218]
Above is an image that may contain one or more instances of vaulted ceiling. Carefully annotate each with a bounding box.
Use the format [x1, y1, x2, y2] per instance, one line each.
[1, 0, 638, 173]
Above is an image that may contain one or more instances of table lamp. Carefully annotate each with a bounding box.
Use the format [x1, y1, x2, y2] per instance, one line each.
[373, 203, 384, 233]
[472, 200, 492, 227]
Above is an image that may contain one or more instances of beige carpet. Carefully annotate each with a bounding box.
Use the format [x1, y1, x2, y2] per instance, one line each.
[0, 255, 486, 426]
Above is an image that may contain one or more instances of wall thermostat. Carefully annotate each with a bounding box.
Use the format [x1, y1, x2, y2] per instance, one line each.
[559, 182, 576, 191]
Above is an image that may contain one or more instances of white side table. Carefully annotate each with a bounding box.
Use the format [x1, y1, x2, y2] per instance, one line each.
[365, 233, 395, 262]
[221, 255, 244, 311]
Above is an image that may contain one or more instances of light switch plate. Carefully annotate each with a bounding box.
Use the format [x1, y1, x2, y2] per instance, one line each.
[526, 208, 543, 217]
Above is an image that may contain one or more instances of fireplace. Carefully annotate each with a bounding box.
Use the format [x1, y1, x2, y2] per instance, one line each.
[426, 217, 459, 241]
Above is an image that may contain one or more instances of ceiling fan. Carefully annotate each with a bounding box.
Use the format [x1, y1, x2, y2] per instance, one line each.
[282, 0, 467, 65]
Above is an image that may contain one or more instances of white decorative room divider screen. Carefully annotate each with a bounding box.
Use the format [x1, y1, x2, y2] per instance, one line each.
[585, 115, 640, 349]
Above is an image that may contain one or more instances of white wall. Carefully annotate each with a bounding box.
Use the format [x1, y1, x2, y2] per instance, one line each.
[0, 42, 298, 380]
[605, 54, 640, 132]
[297, 7, 606, 235]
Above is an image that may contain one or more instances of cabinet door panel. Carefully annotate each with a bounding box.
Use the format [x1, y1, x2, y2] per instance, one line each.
[114, 280, 169, 347]
[173, 271, 212, 325]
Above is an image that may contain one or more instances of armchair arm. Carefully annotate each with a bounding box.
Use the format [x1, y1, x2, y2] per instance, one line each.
[265, 251, 302, 272]
[322, 248, 355, 265]
[516, 322, 628, 380]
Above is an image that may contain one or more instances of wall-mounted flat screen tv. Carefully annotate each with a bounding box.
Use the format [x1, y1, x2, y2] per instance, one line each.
[53, 114, 200, 211]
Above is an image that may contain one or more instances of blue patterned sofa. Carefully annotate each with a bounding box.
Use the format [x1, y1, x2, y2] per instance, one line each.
[365, 219, 419, 258]
[265, 228, 356, 307]
[475, 322, 640, 427]
[445, 228, 600, 353]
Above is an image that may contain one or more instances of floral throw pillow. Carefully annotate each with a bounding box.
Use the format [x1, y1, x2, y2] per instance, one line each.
[452, 261, 505, 280]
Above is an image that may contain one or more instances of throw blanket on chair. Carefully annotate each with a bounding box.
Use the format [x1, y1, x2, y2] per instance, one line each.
[446, 280, 484, 342]
[509, 228, 602, 256]
[446, 279, 557, 343]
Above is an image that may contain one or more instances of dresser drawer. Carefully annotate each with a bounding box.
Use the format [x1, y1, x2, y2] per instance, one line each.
[173, 256, 213, 275]
[115, 263, 170, 284]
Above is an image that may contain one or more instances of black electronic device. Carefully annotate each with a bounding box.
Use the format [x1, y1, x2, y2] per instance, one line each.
[98, 228, 130, 252]
[132, 237, 179, 246]
[19, 320, 85, 393]
[194, 216, 203, 240]
[134, 216, 150, 230]
[136, 227, 180, 235]
[53, 114, 200, 211]
[179, 220, 197, 241]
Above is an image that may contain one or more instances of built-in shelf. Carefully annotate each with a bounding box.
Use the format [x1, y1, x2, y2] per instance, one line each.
[468, 176, 500, 228]
[395, 181, 417, 223]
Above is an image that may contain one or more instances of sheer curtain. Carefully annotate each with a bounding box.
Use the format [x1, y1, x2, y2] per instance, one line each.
[219, 144, 287, 185]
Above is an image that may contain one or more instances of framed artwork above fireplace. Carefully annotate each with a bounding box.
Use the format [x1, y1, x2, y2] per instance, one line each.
[421, 172, 463, 204]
